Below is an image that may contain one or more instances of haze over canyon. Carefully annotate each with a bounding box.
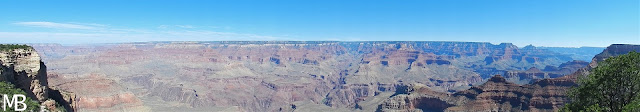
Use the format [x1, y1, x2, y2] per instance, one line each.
[8, 41, 635, 112]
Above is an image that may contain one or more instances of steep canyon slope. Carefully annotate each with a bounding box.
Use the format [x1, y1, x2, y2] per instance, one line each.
[0, 45, 76, 111]
[29, 41, 602, 111]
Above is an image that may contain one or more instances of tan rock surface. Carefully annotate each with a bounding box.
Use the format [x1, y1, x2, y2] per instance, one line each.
[0, 47, 76, 111]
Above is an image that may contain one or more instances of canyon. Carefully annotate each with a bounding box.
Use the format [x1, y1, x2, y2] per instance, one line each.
[379, 44, 640, 112]
[25, 41, 611, 111]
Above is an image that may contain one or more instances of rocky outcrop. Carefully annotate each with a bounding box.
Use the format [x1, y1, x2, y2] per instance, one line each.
[0, 46, 76, 111]
[378, 83, 457, 112]
[0, 48, 50, 102]
[592, 44, 640, 65]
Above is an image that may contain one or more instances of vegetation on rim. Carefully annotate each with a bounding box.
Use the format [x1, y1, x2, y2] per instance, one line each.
[0, 44, 32, 52]
[0, 81, 41, 112]
[562, 52, 640, 112]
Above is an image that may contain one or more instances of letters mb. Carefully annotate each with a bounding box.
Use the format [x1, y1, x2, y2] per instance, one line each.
[2, 94, 27, 111]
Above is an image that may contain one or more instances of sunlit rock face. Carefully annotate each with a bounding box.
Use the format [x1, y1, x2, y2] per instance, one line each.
[29, 41, 599, 111]
[0, 47, 76, 111]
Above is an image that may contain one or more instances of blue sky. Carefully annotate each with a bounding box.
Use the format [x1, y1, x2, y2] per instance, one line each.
[0, 0, 638, 47]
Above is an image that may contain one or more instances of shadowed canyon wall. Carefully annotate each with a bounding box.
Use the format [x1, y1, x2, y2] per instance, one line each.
[0, 47, 76, 111]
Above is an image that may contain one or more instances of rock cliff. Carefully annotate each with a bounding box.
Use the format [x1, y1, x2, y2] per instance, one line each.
[0, 45, 76, 111]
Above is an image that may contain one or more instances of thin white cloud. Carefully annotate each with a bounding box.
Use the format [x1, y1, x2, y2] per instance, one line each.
[176, 25, 195, 28]
[0, 22, 293, 44]
[158, 25, 197, 29]
[157, 25, 169, 29]
[14, 22, 102, 29]
[0, 30, 291, 44]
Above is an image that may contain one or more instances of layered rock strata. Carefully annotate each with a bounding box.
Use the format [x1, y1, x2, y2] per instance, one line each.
[379, 44, 639, 112]
[28, 41, 600, 111]
[0, 46, 76, 111]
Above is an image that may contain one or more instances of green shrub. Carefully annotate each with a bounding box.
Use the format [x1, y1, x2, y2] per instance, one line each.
[0, 81, 41, 112]
[562, 52, 640, 112]
[0, 44, 32, 52]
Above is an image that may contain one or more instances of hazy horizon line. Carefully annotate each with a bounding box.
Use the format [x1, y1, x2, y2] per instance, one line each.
[1, 40, 618, 48]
